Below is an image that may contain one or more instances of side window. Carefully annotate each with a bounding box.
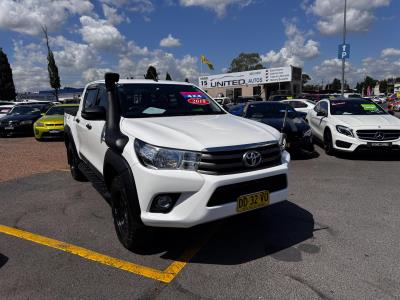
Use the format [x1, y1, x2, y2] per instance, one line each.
[286, 101, 295, 108]
[296, 101, 308, 108]
[84, 89, 98, 109]
[97, 87, 108, 110]
[314, 103, 320, 112]
[320, 101, 328, 113]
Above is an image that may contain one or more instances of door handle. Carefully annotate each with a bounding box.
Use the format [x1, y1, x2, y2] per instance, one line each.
[76, 118, 80, 123]
[86, 123, 92, 130]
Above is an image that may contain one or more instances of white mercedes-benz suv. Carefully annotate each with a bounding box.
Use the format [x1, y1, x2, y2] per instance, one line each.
[307, 98, 400, 154]
[64, 73, 290, 250]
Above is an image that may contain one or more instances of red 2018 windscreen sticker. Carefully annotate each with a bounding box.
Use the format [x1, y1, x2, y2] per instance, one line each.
[180, 92, 210, 105]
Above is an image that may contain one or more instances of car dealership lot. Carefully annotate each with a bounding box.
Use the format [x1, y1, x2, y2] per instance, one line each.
[0, 139, 400, 299]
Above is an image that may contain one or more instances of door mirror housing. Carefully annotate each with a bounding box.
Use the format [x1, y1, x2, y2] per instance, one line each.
[81, 106, 106, 121]
[388, 110, 395, 116]
[317, 110, 327, 117]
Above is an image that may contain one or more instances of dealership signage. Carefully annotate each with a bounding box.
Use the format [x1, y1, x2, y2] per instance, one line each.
[199, 67, 292, 89]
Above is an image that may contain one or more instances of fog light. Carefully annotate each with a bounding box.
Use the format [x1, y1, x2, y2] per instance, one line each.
[150, 193, 180, 213]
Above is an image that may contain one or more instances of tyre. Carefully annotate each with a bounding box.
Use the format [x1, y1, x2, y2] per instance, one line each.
[67, 143, 86, 181]
[324, 130, 335, 156]
[110, 174, 151, 251]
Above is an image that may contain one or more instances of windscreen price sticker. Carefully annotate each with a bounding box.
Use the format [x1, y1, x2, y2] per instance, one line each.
[181, 92, 210, 105]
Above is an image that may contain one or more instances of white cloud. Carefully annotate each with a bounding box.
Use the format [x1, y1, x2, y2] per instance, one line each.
[304, 0, 391, 35]
[0, 0, 93, 36]
[261, 20, 320, 67]
[160, 34, 181, 48]
[118, 51, 199, 82]
[102, 4, 126, 25]
[51, 36, 101, 71]
[83, 68, 114, 82]
[311, 54, 400, 86]
[100, 0, 154, 13]
[179, 0, 252, 17]
[312, 58, 362, 85]
[79, 16, 125, 50]
[381, 48, 400, 57]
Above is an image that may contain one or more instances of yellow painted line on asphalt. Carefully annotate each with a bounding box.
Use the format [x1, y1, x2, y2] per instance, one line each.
[0, 224, 206, 283]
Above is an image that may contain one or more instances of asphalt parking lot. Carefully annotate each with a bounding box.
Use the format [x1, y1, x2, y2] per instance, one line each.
[0, 138, 400, 299]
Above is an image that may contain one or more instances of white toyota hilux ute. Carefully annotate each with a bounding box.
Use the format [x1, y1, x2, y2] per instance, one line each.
[64, 73, 290, 250]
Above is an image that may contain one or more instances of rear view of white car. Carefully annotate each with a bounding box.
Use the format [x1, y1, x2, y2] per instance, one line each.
[307, 98, 400, 154]
[281, 99, 315, 114]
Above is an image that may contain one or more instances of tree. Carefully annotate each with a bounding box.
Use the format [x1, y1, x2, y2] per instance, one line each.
[42, 26, 61, 101]
[145, 66, 158, 80]
[0, 48, 16, 100]
[228, 53, 264, 73]
[165, 72, 172, 81]
[302, 74, 311, 87]
[325, 78, 341, 91]
[379, 80, 388, 94]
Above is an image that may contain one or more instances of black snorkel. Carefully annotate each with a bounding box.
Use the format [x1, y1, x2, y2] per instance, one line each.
[104, 72, 128, 153]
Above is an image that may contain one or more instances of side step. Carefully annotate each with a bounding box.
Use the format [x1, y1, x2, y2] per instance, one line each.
[78, 161, 111, 202]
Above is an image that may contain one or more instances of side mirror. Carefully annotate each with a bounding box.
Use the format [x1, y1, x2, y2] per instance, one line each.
[81, 106, 106, 121]
[388, 110, 395, 116]
[317, 111, 327, 117]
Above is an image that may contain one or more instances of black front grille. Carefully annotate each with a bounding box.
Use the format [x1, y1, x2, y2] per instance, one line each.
[207, 174, 287, 207]
[198, 143, 282, 175]
[356, 130, 400, 141]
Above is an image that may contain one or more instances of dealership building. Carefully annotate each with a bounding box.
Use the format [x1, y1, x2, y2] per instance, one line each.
[198, 66, 302, 101]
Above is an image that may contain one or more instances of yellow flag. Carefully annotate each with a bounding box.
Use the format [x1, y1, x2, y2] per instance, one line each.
[200, 55, 214, 70]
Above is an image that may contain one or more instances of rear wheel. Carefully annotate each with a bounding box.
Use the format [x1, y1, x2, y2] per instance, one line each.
[67, 143, 86, 181]
[324, 130, 335, 156]
[110, 174, 152, 251]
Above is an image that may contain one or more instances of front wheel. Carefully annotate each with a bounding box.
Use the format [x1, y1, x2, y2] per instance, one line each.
[110, 175, 152, 251]
[324, 130, 335, 156]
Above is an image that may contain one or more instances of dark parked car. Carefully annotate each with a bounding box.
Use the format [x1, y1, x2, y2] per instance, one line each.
[0, 104, 52, 137]
[240, 102, 314, 153]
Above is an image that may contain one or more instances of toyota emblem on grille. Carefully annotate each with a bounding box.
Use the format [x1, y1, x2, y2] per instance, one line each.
[243, 151, 262, 167]
[374, 132, 385, 140]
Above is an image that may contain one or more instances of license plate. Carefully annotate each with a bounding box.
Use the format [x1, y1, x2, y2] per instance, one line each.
[4, 126, 14, 130]
[368, 142, 392, 147]
[49, 130, 61, 134]
[236, 191, 269, 213]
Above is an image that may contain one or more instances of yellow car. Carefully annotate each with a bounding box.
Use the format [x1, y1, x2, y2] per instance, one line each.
[33, 104, 79, 140]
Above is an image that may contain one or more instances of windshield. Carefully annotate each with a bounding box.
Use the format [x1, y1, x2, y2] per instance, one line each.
[118, 84, 224, 118]
[330, 100, 387, 115]
[245, 103, 297, 119]
[46, 106, 78, 115]
[9, 106, 42, 115]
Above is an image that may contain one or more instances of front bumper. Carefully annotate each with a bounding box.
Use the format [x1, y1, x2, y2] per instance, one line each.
[131, 151, 290, 228]
[287, 135, 314, 152]
[0, 124, 34, 136]
[34, 125, 64, 139]
[332, 131, 400, 152]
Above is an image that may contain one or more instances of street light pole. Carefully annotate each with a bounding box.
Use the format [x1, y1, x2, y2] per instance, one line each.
[341, 0, 347, 96]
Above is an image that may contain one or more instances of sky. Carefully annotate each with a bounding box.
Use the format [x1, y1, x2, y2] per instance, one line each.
[0, 0, 399, 92]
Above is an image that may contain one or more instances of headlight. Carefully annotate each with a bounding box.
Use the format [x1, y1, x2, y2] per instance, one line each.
[303, 128, 312, 137]
[336, 125, 354, 137]
[35, 122, 45, 127]
[20, 120, 33, 125]
[134, 139, 201, 171]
